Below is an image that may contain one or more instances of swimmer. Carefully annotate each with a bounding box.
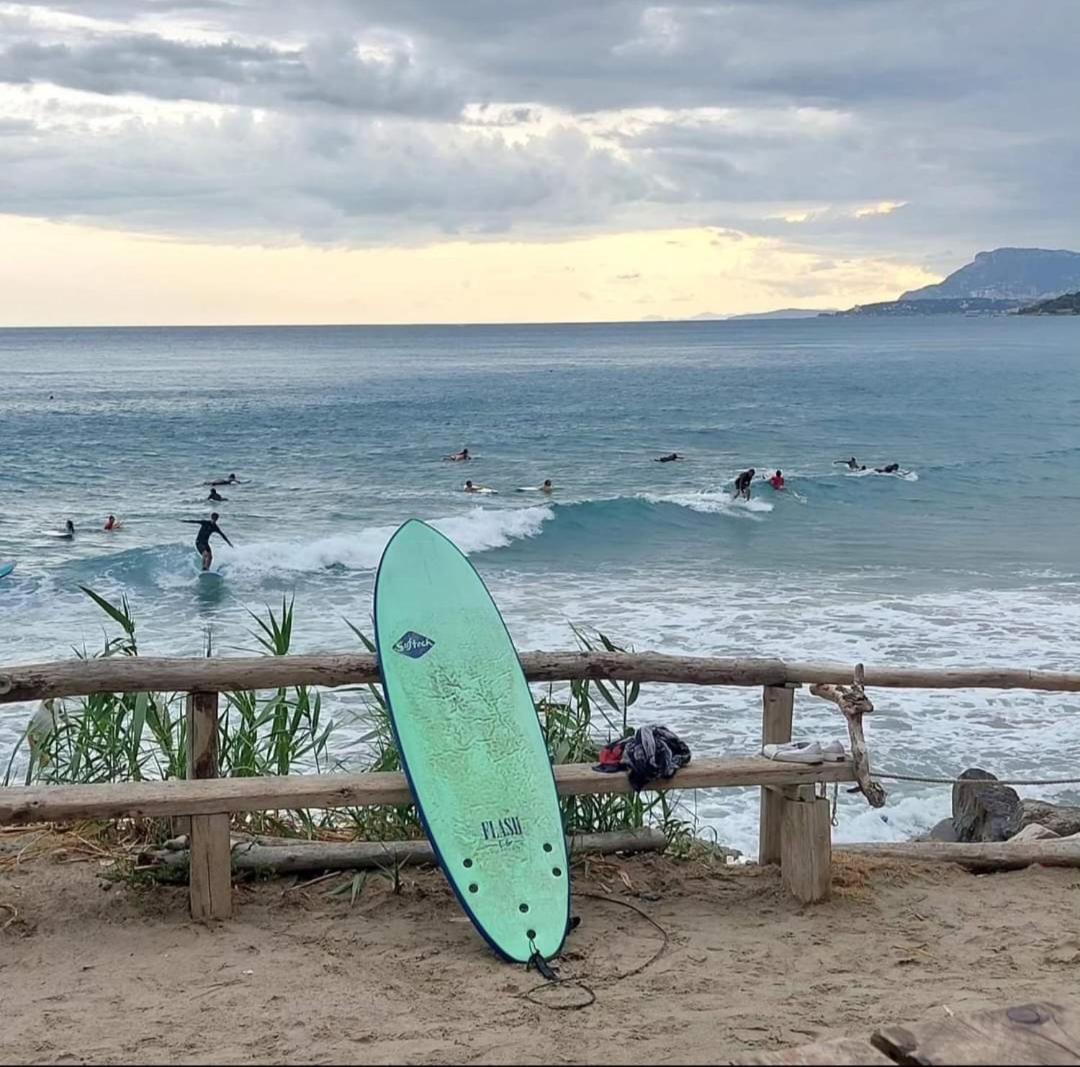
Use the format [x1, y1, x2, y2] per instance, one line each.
[655, 453, 683, 463]
[181, 512, 233, 571]
[446, 448, 471, 462]
[769, 470, 785, 490]
[207, 487, 227, 502]
[733, 468, 755, 500]
[837, 457, 866, 471]
[103, 515, 119, 531]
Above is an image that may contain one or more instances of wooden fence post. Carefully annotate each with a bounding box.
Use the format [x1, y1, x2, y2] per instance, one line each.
[186, 690, 232, 921]
[759, 683, 795, 865]
[781, 785, 832, 903]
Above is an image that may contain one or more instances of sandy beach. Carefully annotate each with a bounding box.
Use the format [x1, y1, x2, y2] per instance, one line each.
[3, 836, 1076, 1066]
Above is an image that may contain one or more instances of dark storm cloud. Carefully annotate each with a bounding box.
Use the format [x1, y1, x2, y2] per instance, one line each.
[1, 0, 1079, 256]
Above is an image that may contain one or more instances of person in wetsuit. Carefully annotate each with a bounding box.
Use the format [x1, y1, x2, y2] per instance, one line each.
[181, 512, 233, 571]
[207, 487, 227, 502]
[875, 463, 901, 474]
[734, 468, 755, 500]
[656, 453, 683, 463]
[205, 473, 240, 487]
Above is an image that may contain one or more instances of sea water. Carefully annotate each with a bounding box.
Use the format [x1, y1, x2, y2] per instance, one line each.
[2, 318, 1079, 855]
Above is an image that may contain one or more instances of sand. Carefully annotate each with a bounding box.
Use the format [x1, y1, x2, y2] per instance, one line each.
[2, 835, 1078, 1065]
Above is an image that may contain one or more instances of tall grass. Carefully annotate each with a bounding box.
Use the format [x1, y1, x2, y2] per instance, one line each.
[4, 589, 694, 847]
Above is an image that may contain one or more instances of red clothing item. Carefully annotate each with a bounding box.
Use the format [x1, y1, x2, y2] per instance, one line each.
[769, 474, 785, 490]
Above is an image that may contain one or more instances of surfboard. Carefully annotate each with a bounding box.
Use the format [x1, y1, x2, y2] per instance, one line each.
[374, 519, 570, 964]
[198, 570, 223, 581]
[0, 561, 15, 580]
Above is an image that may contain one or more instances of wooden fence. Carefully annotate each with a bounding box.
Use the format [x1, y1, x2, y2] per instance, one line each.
[2, 651, 1078, 922]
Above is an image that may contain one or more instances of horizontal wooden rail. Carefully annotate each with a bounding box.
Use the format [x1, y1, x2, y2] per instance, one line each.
[0, 757, 856, 826]
[2, 651, 1080, 704]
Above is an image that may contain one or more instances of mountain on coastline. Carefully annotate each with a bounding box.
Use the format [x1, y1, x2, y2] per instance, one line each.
[901, 248, 1080, 302]
[1017, 290, 1080, 315]
[725, 307, 836, 320]
[831, 247, 1080, 316]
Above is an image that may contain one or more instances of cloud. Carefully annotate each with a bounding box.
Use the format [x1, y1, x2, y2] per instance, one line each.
[0, 0, 1078, 265]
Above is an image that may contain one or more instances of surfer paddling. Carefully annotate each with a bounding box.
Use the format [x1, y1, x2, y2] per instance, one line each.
[463, 480, 495, 494]
[207, 487, 227, 502]
[446, 448, 471, 462]
[655, 452, 683, 463]
[181, 512, 233, 571]
[205, 473, 240, 487]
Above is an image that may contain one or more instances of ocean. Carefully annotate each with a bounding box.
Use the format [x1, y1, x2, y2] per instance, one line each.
[2, 318, 1079, 855]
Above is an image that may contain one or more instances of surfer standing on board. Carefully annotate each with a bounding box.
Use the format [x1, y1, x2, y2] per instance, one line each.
[733, 468, 755, 500]
[181, 512, 233, 571]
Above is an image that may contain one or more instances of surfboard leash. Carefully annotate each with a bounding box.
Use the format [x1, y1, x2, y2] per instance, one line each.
[520, 897, 668, 1011]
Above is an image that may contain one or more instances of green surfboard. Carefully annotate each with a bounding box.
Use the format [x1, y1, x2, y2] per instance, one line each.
[374, 520, 570, 963]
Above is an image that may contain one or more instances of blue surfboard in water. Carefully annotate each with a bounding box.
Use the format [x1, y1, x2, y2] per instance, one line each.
[0, 561, 15, 580]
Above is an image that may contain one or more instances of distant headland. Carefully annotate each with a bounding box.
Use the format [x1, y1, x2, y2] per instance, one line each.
[827, 248, 1080, 317]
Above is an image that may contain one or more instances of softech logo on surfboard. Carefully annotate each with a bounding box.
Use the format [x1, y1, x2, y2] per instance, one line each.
[393, 631, 435, 659]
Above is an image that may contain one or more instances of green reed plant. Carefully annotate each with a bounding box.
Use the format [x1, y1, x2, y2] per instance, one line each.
[4, 591, 694, 848]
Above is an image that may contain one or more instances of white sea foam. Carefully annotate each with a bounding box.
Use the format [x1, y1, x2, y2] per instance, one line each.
[640, 489, 774, 516]
[217, 505, 554, 577]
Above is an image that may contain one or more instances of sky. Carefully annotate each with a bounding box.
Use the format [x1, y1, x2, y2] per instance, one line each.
[1, 1, 1078, 325]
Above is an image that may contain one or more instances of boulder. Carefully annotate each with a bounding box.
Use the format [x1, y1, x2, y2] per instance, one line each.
[926, 817, 959, 843]
[1010, 823, 1060, 843]
[951, 768, 1023, 842]
[1020, 800, 1080, 838]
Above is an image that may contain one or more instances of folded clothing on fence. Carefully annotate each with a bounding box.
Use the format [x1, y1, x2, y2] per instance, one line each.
[592, 725, 692, 791]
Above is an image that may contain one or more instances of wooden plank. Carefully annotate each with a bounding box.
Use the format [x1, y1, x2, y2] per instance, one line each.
[185, 692, 231, 921]
[873, 1001, 1080, 1065]
[733, 1035, 893, 1064]
[151, 827, 669, 875]
[188, 813, 232, 922]
[781, 789, 831, 904]
[758, 684, 795, 865]
[3, 651, 1080, 705]
[0, 757, 856, 826]
[838, 839, 1080, 872]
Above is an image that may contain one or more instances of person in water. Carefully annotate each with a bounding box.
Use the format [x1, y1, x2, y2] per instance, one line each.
[103, 515, 118, 531]
[181, 512, 233, 571]
[769, 470, 785, 490]
[207, 487, 227, 502]
[734, 468, 755, 500]
[656, 453, 683, 463]
[875, 463, 901, 474]
[206, 473, 240, 487]
[540, 479, 554, 493]
[447, 448, 471, 462]
[59, 519, 75, 539]
[839, 456, 866, 471]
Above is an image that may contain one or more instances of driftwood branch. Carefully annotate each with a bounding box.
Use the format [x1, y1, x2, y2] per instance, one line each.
[2, 651, 1080, 704]
[838, 838, 1080, 872]
[810, 663, 886, 808]
[143, 828, 669, 875]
